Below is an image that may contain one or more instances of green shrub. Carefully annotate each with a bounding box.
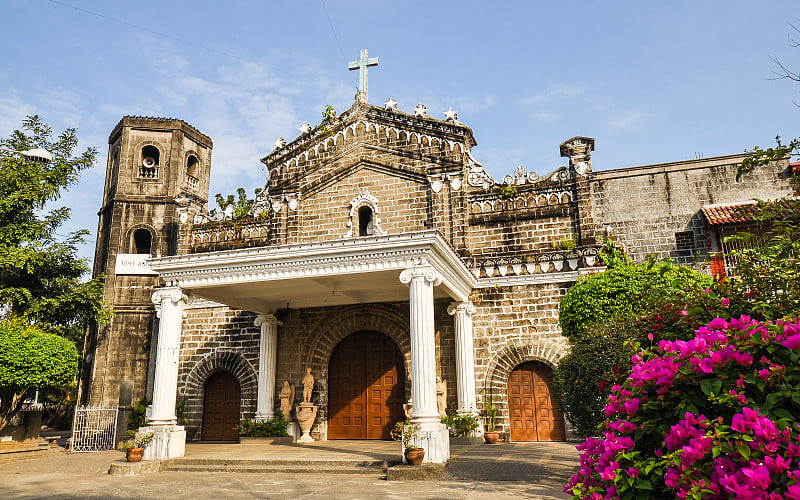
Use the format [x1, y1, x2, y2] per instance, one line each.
[237, 411, 290, 437]
[128, 398, 151, 431]
[559, 259, 712, 342]
[441, 412, 480, 437]
[553, 330, 633, 438]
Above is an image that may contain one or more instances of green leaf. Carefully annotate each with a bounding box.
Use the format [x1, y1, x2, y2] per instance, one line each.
[736, 444, 751, 460]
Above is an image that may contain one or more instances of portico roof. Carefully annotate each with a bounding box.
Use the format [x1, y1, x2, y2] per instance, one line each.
[148, 230, 476, 314]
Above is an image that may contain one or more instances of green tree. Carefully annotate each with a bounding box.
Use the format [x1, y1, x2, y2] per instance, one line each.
[0, 319, 79, 432]
[0, 116, 112, 346]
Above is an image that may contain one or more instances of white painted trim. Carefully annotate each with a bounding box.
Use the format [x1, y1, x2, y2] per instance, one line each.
[148, 230, 476, 302]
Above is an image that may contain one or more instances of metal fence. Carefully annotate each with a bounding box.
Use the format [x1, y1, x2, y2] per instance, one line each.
[70, 405, 119, 452]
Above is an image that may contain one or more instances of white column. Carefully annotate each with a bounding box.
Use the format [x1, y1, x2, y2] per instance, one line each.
[447, 301, 479, 418]
[400, 267, 450, 463]
[143, 286, 188, 460]
[148, 287, 187, 425]
[254, 314, 278, 421]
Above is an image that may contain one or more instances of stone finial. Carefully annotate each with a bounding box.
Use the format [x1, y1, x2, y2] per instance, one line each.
[384, 98, 398, 111]
[273, 137, 286, 149]
[414, 103, 428, 117]
[559, 136, 595, 176]
[443, 107, 458, 122]
[298, 122, 312, 135]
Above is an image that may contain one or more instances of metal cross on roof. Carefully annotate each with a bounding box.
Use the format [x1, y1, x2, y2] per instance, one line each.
[348, 48, 379, 102]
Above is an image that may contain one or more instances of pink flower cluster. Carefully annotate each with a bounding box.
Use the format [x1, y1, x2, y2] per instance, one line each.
[566, 316, 800, 499]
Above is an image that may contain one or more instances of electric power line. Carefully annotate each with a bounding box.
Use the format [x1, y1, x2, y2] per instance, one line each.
[46, 0, 249, 63]
[319, 0, 348, 63]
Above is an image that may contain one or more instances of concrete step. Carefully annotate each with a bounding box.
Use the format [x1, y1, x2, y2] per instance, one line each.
[160, 463, 388, 474]
[163, 458, 392, 468]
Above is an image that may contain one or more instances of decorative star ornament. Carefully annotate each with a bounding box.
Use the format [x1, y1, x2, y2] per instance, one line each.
[444, 107, 458, 122]
[384, 98, 398, 111]
[414, 103, 428, 117]
[298, 122, 312, 134]
[274, 136, 286, 149]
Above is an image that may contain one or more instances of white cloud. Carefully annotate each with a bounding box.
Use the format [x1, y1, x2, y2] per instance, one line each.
[606, 110, 644, 131]
[519, 84, 587, 106]
[0, 92, 37, 137]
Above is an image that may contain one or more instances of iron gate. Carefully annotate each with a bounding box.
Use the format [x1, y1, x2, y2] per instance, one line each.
[70, 405, 119, 452]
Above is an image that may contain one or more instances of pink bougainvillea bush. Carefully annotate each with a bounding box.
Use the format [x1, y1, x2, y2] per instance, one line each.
[566, 316, 800, 499]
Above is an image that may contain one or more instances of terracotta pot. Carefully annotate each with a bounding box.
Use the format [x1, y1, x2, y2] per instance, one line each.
[484, 432, 500, 444]
[126, 447, 144, 462]
[404, 447, 425, 465]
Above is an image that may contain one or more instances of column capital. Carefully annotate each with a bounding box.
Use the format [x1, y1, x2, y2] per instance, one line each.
[399, 267, 442, 287]
[254, 314, 279, 328]
[151, 287, 190, 317]
[447, 301, 476, 316]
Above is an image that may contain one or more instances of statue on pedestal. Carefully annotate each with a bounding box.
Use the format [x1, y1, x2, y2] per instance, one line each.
[296, 367, 317, 443]
[302, 367, 314, 403]
[279, 381, 294, 421]
[437, 377, 448, 417]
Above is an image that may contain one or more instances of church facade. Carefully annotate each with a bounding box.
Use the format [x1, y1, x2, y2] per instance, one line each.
[80, 96, 792, 462]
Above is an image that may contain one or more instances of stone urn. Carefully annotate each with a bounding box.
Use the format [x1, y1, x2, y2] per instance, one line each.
[295, 402, 318, 443]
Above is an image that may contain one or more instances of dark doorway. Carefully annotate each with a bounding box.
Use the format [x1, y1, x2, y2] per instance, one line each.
[328, 331, 405, 439]
[202, 371, 241, 441]
[507, 361, 566, 441]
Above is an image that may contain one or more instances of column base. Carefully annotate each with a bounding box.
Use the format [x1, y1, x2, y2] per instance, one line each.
[253, 412, 275, 423]
[412, 420, 450, 464]
[140, 425, 186, 460]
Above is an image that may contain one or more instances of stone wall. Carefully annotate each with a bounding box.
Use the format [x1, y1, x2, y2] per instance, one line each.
[591, 155, 792, 265]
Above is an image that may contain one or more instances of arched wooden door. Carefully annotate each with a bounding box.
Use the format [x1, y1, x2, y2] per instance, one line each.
[328, 331, 405, 439]
[508, 361, 565, 441]
[202, 371, 241, 441]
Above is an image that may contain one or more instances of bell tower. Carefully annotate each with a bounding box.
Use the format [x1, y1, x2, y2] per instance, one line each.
[80, 116, 212, 407]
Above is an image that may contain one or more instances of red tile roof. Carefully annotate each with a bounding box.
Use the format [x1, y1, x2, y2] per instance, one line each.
[702, 201, 759, 225]
[702, 198, 800, 225]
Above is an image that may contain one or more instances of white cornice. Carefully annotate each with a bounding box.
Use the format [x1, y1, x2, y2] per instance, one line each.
[148, 230, 476, 302]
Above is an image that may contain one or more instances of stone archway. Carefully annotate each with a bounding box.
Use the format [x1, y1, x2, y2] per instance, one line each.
[482, 337, 569, 437]
[507, 361, 565, 441]
[181, 350, 257, 440]
[327, 331, 405, 439]
[303, 303, 412, 426]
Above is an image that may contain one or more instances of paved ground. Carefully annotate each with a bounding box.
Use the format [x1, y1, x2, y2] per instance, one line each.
[0, 440, 580, 499]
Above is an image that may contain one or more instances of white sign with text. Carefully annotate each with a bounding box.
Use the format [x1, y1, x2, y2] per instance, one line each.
[115, 253, 158, 275]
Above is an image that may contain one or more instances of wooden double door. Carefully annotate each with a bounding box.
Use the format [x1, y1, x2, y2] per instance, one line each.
[328, 331, 405, 439]
[508, 361, 565, 441]
[202, 371, 241, 441]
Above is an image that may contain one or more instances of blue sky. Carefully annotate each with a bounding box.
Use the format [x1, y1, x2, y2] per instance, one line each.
[1, 1, 798, 264]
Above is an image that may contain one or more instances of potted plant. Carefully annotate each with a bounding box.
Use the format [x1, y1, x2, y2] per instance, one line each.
[482, 397, 500, 444]
[118, 430, 155, 462]
[391, 420, 424, 465]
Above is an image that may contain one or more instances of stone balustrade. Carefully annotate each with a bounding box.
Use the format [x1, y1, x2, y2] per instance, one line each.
[469, 245, 602, 279]
[189, 218, 271, 253]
